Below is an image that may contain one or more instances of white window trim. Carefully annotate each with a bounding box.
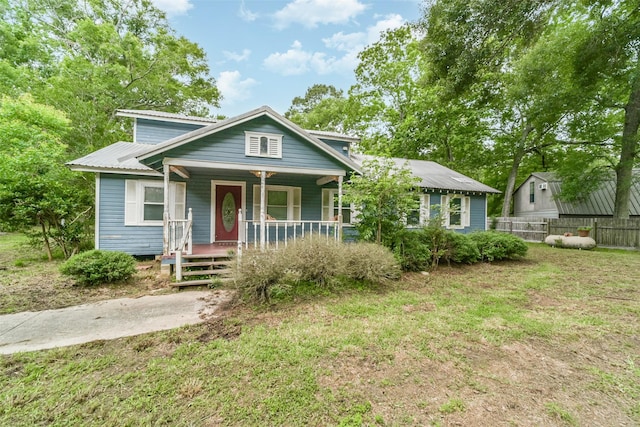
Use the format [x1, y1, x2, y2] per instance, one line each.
[245, 131, 283, 159]
[406, 194, 431, 227]
[252, 184, 301, 222]
[125, 180, 186, 226]
[321, 188, 353, 225]
[442, 194, 471, 229]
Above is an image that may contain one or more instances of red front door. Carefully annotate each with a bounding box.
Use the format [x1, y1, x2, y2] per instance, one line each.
[215, 185, 242, 241]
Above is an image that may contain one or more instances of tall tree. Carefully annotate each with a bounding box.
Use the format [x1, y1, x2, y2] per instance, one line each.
[1, 0, 221, 156]
[285, 84, 349, 132]
[0, 95, 92, 259]
[567, 0, 640, 219]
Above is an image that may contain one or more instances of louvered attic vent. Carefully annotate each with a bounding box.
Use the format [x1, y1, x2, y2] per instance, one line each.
[245, 131, 283, 158]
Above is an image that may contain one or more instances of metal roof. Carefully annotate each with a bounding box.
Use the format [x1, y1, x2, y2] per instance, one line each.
[66, 142, 160, 175]
[306, 130, 360, 143]
[116, 109, 218, 125]
[351, 154, 500, 194]
[529, 171, 640, 216]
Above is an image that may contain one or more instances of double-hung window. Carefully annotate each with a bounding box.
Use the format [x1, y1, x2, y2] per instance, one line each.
[529, 181, 535, 203]
[321, 189, 352, 224]
[406, 194, 430, 227]
[125, 180, 186, 226]
[252, 185, 301, 221]
[245, 131, 283, 158]
[442, 194, 470, 229]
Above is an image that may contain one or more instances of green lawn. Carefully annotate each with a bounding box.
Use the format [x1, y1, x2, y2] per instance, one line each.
[1, 240, 639, 426]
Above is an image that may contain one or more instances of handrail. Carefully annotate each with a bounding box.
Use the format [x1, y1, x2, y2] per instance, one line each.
[168, 208, 193, 255]
[241, 219, 339, 249]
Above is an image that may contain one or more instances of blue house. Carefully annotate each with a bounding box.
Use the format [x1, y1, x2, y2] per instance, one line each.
[67, 106, 499, 258]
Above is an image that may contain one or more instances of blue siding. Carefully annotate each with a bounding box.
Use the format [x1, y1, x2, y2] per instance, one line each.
[98, 174, 164, 255]
[145, 117, 347, 172]
[136, 119, 205, 144]
[98, 171, 333, 255]
[317, 137, 350, 158]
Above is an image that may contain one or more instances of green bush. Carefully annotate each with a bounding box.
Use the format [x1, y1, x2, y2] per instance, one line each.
[234, 237, 400, 302]
[392, 229, 432, 272]
[445, 232, 480, 265]
[60, 250, 137, 286]
[468, 231, 528, 261]
[342, 241, 401, 284]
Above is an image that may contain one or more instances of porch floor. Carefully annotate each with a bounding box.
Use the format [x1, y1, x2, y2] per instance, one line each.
[162, 243, 237, 261]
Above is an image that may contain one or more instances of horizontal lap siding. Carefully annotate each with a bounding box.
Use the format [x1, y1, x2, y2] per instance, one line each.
[158, 118, 345, 171]
[98, 174, 164, 255]
[136, 119, 204, 144]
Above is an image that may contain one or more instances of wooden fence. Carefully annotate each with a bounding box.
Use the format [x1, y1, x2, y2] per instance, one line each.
[489, 217, 640, 249]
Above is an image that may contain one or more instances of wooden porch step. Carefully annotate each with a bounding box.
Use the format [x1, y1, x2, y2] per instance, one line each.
[182, 260, 233, 268]
[171, 277, 233, 289]
[182, 268, 232, 277]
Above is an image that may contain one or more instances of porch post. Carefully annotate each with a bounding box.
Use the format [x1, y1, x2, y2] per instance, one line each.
[260, 170, 266, 250]
[338, 175, 343, 241]
[162, 163, 170, 255]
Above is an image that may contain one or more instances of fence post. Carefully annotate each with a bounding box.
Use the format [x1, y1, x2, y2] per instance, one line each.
[593, 218, 598, 244]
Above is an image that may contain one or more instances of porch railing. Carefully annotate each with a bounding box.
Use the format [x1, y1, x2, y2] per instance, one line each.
[240, 216, 340, 249]
[167, 208, 193, 255]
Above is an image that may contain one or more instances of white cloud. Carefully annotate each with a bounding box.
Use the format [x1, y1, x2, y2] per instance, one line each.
[264, 14, 408, 77]
[273, 0, 367, 29]
[263, 41, 314, 76]
[150, 0, 193, 17]
[223, 49, 252, 62]
[217, 71, 258, 105]
[238, 0, 258, 22]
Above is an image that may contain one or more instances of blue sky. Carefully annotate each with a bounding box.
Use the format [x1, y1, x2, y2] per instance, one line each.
[150, 0, 423, 117]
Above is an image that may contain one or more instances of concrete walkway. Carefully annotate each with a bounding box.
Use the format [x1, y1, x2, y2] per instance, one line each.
[0, 290, 233, 355]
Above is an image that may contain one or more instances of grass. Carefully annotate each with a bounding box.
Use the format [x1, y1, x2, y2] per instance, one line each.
[1, 238, 639, 425]
[0, 233, 170, 314]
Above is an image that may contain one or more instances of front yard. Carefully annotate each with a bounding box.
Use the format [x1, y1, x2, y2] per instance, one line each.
[1, 234, 638, 425]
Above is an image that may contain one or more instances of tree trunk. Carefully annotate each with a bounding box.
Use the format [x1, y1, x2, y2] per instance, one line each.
[614, 79, 640, 219]
[40, 220, 53, 262]
[501, 124, 532, 217]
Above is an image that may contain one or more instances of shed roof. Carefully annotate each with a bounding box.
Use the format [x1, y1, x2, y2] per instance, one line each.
[351, 154, 500, 194]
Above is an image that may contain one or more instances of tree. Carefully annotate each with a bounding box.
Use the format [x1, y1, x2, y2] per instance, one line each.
[566, 0, 640, 219]
[343, 157, 419, 245]
[285, 84, 349, 132]
[0, 95, 92, 260]
[1, 0, 221, 156]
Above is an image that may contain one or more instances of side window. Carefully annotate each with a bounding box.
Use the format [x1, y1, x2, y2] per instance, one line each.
[321, 189, 352, 224]
[125, 180, 186, 226]
[443, 194, 470, 229]
[529, 181, 535, 203]
[407, 194, 430, 227]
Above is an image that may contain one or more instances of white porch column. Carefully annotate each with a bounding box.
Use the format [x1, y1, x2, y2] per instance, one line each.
[260, 170, 266, 250]
[338, 175, 343, 241]
[162, 164, 170, 255]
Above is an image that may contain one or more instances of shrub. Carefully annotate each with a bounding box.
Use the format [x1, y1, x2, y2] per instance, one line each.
[342, 241, 401, 284]
[468, 231, 528, 261]
[60, 250, 137, 286]
[445, 232, 480, 265]
[392, 229, 432, 272]
[233, 236, 401, 302]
